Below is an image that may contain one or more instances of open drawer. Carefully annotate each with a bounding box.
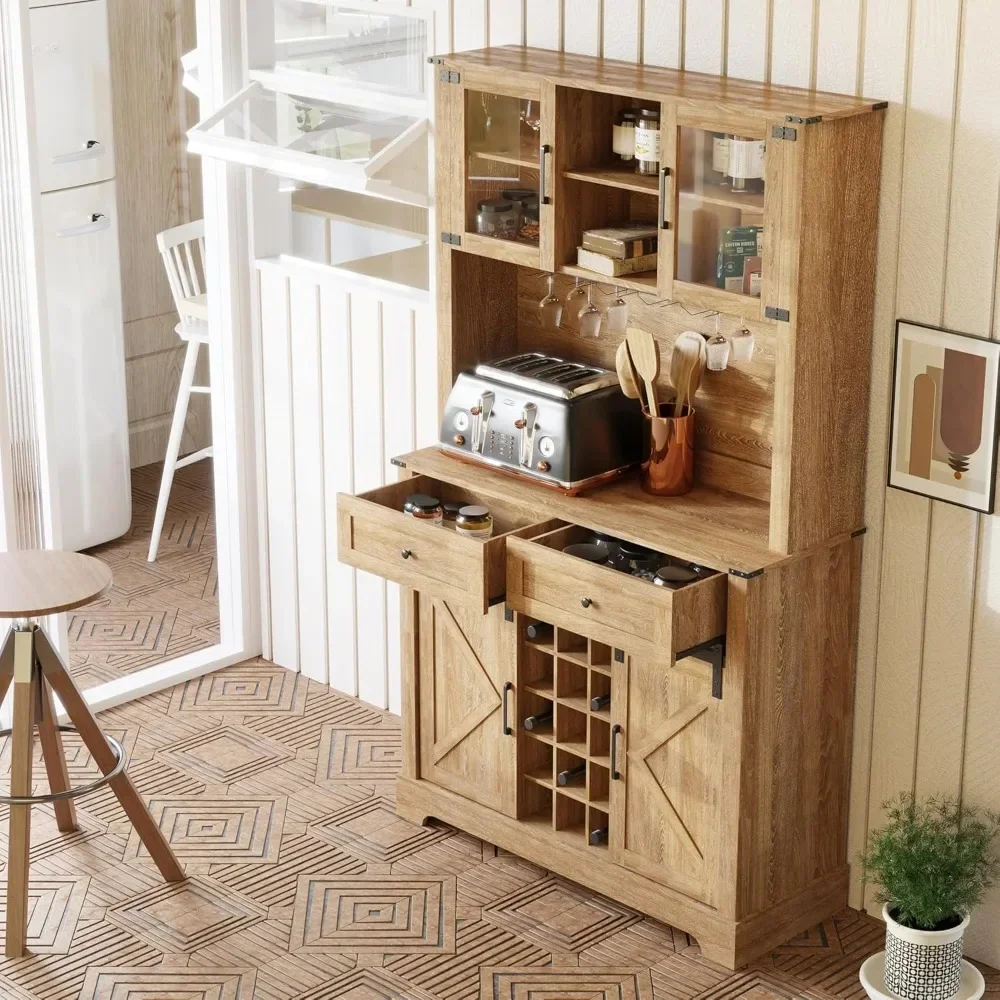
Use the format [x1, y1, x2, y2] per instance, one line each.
[506, 525, 727, 662]
[336, 476, 557, 613]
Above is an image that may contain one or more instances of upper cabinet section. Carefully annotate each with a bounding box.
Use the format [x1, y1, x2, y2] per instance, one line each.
[435, 46, 884, 322]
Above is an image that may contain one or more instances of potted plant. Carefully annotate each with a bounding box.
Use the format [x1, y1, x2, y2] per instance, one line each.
[861, 793, 1000, 1000]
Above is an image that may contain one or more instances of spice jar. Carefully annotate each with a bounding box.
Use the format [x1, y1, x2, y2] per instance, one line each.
[726, 135, 765, 194]
[455, 505, 493, 539]
[613, 108, 638, 162]
[403, 493, 443, 524]
[634, 108, 662, 176]
[590, 531, 621, 564]
[615, 541, 662, 577]
[653, 564, 699, 589]
[476, 199, 519, 239]
[442, 501, 464, 526]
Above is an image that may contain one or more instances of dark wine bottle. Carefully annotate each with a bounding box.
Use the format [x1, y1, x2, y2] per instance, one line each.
[590, 693, 611, 711]
[526, 621, 553, 641]
[523, 709, 553, 731]
[557, 761, 586, 786]
[589, 827, 609, 846]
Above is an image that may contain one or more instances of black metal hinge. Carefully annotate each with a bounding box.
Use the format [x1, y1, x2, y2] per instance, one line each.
[771, 125, 798, 141]
[440, 231, 462, 246]
[614, 648, 625, 663]
[439, 69, 461, 84]
[677, 636, 727, 699]
[390, 457, 407, 469]
[765, 305, 790, 322]
[786, 114, 822, 125]
[852, 527, 868, 538]
[504, 606, 514, 623]
[872, 101, 889, 111]
[729, 567, 764, 580]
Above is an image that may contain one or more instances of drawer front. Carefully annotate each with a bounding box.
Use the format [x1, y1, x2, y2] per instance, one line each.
[506, 537, 727, 660]
[31, 0, 116, 193]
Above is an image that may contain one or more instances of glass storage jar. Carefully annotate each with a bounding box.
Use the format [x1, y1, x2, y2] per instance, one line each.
[613, 109, 638, 161]
[477, 199, 519, 239]
[403, 493, 443, 524]
[455, 505, 493, 538]
[615, 540, 662, 577]
[634, 108, 661, 176]
[442, 501, 464, 526]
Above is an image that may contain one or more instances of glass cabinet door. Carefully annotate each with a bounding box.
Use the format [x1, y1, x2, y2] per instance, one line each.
[462, 86, 552, 267]
[672, 125, 767, 313]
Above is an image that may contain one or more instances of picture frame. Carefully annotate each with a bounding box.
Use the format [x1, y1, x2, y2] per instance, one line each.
[888, 319, 1000, 514]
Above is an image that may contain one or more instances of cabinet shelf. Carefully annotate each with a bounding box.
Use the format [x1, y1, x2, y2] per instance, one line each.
[524, 726, 555, 745]
[557, 782, 588, 803]
[559, 694, 590, 714]
[679, 186, 765, 214]
[524, 768, 554, 788]
[563, 165, 660, 196]
[469, 148, 538, 170]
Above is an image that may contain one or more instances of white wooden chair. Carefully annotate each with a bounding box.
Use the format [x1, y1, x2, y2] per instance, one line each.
[148, 220, 213, 562]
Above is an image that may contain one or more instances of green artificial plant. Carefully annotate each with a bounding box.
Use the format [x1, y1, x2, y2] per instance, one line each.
[861, 793, 1000, 931]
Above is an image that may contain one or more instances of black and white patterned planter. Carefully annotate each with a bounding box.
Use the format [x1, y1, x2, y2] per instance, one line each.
[883, 905, 969, 1000]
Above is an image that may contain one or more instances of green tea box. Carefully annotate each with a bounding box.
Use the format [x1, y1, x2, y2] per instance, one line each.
[717, 226, 764, 294]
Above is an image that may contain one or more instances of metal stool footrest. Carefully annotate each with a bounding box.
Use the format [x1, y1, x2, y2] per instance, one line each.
[0, 727, 126, 805]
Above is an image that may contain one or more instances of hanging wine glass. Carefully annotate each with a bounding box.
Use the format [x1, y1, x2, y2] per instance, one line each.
[565, 277, 588, 319]
[605, 285, 628, 334]
[538, 274, 564, 329]
[578, 284, 602, 338]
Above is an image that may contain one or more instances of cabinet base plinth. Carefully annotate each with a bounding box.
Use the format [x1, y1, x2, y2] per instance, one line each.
[396, 775, 849, 970]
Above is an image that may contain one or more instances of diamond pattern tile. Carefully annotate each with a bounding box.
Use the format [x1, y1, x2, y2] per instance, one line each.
[316, 725, 403, 781]
[78, 966, 256, 999]
[481, 966, 654, 999]
[0, 877, 88, 954]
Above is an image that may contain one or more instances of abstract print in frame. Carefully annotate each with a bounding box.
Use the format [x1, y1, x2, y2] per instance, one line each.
[889, 320, 1000, 514]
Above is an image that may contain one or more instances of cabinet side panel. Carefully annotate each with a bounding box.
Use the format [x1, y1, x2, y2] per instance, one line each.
[784, 114, 884, 551]
[736, 536, 863, 916]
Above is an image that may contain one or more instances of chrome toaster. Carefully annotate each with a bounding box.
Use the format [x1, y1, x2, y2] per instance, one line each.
[439, 353, 644, 493]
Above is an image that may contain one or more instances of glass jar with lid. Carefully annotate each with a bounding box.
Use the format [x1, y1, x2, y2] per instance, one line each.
[477, 199, 519, 239]
[403, 493, 443, 524]
[455, 505, 493, 539]
[614, 540, 662, 577]
[442, 500, 464, 526]
[633, 108, 662, 176]
[613, 109, 638, 162]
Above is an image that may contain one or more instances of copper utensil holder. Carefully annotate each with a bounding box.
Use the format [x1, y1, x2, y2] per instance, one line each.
[642, 404, 695, 496]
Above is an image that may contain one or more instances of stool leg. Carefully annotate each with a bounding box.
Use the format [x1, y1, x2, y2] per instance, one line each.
[34, 629, 184, 883]
[36, 673, 77, 833]
[0, 627, 13, 703]
[6, 629, 36, 958]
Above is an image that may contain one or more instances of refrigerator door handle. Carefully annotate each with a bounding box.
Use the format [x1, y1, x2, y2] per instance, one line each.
[51, 139, 105, 165]
[55, 213, 111, 239]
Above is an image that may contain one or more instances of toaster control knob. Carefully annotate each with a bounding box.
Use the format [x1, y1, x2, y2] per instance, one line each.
[453, 434, 466, 446]
[454, 411, 470, 431]
[536, 461, 551, 473]
[538, 436, 556, 458]
[514, 418, 527, 429]
[469, 406, 481, 416]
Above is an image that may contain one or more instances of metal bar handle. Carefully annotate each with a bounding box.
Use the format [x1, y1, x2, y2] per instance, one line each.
[611, 723, 623, 780]
[501, 681, 514, 736]
[659, 166, 672, 230]
[539, 144, 551, 205]
[55, 213, 110, 239]
[51, 139, 105, 164]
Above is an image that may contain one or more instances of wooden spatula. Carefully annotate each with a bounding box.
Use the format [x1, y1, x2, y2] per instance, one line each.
[615, 340, 648, 415]
[670, 332, 707, 418]
[626, 328, 660, 416]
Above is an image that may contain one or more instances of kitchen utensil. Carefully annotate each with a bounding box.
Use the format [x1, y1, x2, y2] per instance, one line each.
[615, 340, 646, 415]
[626, 328, 660, 415]
[670, 332, 706, 418]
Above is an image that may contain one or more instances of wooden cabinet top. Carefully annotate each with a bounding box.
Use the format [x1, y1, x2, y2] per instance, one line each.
[438, 46, 885, 121]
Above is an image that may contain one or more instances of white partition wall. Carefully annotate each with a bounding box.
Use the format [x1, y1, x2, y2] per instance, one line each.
[256, 258, 436, 712]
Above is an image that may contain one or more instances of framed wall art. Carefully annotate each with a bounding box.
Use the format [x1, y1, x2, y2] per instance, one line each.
[888, 320, 1000, 514]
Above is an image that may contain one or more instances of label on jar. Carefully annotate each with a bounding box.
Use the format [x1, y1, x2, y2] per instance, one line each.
[634, 125, 661, 163]
[712, 135, 730, 173]
[613, 123, 635, 156]
[727, 138, 765, 180]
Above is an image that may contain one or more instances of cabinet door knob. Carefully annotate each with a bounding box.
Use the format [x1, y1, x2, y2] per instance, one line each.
[401, 549, 412, 560]
[580, 597, 592, 608]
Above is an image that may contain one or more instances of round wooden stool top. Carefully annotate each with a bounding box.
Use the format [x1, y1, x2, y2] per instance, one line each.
[0, 550, 112, 618]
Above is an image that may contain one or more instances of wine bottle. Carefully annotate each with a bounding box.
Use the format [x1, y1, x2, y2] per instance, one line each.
[557, 761, 586, 786]
[590, 693, 611, 711]
[526, 621, 553, 641]
[589, 827, 609, 846]
[523, 709, 553, 731]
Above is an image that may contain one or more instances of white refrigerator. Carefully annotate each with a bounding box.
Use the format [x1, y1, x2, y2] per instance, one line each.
[30, 0, 131, 551]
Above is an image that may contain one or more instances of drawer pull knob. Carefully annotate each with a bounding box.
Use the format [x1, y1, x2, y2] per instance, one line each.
[401, 549, 412, 560]
[580, 597, 593, 608]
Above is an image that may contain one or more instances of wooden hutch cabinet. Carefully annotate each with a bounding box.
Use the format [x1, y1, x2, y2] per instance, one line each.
[336, 46, 885, 968]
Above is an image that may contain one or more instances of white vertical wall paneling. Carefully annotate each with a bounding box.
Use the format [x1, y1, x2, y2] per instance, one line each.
[414, 305, 439, 446]
[563, 0, 601, 55]
[865, 0, 963, 911]
[489, 0, 524, 46]
[726, 0, 768, 81]
[260, 271, 299, 670]
[321, 284, 358, 697]
[603, 0, 640, 61]
[814, 0, 861, 93]
[351, 295, 389, 708]
[526, 0, 561, 49]
[453, 0, 487, 50]
[769, 0, 813, 86]
[641, 0, 683, 67]
[289, 278, 328, 683]
[684, 0, 726, 74]
[846, 0, 912, 911]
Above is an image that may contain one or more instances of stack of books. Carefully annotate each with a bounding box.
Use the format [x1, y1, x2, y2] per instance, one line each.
[577, 223, 658, 277]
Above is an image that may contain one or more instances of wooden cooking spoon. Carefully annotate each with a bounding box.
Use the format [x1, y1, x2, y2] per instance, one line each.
[670, 332, 707, 417]
[626, 328, 660, 416]
[616, 340, 648, 415]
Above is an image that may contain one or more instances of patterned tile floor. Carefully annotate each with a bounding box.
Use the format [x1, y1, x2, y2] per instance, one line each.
[70, 460, 219, 688]
[0, 661, 996, 999]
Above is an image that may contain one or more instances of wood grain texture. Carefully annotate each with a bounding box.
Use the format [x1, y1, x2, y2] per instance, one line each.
[0, 551, 111, 617]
